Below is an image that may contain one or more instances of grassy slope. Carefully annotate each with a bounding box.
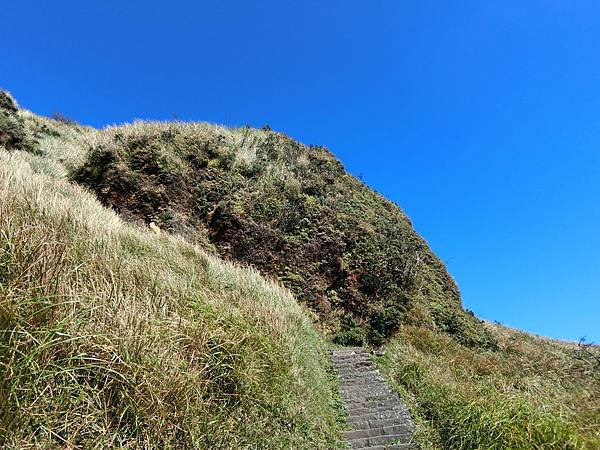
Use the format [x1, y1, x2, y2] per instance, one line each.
[378, 325, 599, 449]
[1, 92, 598, 449]
[0, 99, 343, 448]
[70, 119, 494, 349]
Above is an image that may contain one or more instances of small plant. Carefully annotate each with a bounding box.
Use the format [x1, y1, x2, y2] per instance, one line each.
[367, 303, 405, 346]
[0, 111, 39, 154]
[573, 337, 600, 373]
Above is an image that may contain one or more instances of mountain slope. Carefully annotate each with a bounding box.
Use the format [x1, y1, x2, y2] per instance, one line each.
[0, 94, 343, 448]
[1, 92, 598, 449]
[70, 120, 494, 348]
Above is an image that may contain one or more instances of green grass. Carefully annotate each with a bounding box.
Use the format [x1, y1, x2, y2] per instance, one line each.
[377, 325, 600, 449]
[0, 149, 343, 448]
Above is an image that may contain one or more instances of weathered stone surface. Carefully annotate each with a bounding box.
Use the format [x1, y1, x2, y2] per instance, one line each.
[332, 347, 415, 449]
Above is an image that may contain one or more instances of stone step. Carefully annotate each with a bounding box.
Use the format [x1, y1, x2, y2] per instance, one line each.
[341, 392, 394, 402]
[333, 354, 370, 360]
[345, 398, 401, 409]
[346, 404, 404, 417]
[346, 403, 405, 417]
[365, 445, 415, 450]
[346, 409, 410, 429]
[344, 398, 396, 408]
[338, 370, 378, 375]
[340, 380, 387, 387]
[335, 366, 374, 372]
[344, 397, 398, 407]
[333, 361, 372, 367]
[338, 373, 382, 380]
[339, 379, 386, 387]
[347, 409, 406, 424]
[341, 380, 385, 386]
[343, 424, 413, 441]
[346, 410, 402, 425]
[333, 346, 414, 448]
[338, 371, 380, 375]
[332, 353, 368, 359]
[342, 389, 393, 397]
[336, 367, 378, 375]
[338, 372, 383, 380]
[333, 355, 371, 361]
[349, 416, 412, 431]
[349, 433, 411, 448]
[341, 387, 392, 396]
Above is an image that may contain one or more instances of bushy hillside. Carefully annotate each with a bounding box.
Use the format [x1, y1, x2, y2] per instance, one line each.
[0, 94, 343, 448]
[2, 91, 598, 449]
[69, 120, 494, 348]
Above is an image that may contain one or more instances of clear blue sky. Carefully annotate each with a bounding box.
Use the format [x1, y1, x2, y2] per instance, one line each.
[3, 1, 599, 342]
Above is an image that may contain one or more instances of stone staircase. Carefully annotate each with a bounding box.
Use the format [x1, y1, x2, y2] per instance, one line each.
[332, 347, 415, 449]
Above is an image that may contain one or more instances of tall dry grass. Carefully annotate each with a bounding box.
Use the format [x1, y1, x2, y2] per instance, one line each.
[0, 149, 343, 448]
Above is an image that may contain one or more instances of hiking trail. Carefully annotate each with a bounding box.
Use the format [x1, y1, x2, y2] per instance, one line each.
[332, 347, 415, 449]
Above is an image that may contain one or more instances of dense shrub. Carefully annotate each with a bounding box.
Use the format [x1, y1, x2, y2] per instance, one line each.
[334, 315, 366, 346]
[72, 121, 479, 346]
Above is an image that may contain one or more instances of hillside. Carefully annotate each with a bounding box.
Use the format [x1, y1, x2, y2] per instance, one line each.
[70, 117, 495, 350]
[1, 91, 599, 449]
[0, 93, 343, 448]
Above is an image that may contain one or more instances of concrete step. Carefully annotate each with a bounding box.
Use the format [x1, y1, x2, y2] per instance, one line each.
[333, 354, 371, 361]
[336, 366, 378, 375]
[344, 399, 396, 408]
[338, 373, 383, 380]
[332, 353, 368, 360]
[342, 390, 393, 398]
[341, 392, 394, 402]
[340, 380, 387, 389]
[338, 372, 380, 379]
[338, 372, 383, 379]
[346, 404, 404, 417]
[335, 365, 375, 373]
[344, 397, 398, 408]
[341, 387, 392, 396]
[365, 445, 415, 450]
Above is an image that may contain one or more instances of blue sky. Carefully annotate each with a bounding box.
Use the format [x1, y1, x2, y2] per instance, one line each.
[2, 1, 599, 342]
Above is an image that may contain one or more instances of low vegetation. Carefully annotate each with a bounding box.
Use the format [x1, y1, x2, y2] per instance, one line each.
[1, 91, 598, 448]
[378, 325, 600, 449]
[0, 92, 38, 154]
[70, 120, 492, 348]
[0, 94, 343, 448]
